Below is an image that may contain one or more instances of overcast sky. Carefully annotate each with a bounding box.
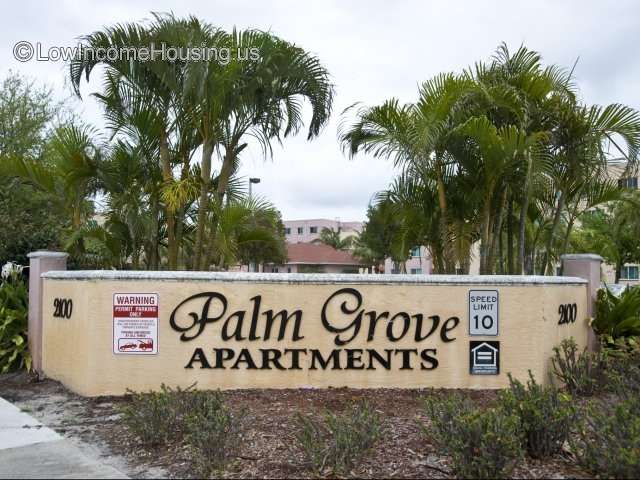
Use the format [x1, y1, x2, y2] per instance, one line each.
[2, 1, 639, 221]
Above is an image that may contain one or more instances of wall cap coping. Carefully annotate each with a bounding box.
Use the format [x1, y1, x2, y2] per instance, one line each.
[561, 253, 604, 262]
[27, 251, 69, 259]
[41, 270, 588, 286]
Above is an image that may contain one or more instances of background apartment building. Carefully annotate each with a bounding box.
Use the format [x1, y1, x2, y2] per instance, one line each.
[280, 218, 433, 275]
[283, 218, 363, 243]
[603, 158, 639, 285]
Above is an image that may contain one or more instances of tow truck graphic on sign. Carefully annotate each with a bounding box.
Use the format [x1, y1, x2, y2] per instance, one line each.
[117, 338, 154, 352]
[113, 293, 158, 355]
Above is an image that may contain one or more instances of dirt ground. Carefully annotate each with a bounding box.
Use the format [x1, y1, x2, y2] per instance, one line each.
[0, 373, 591, 479]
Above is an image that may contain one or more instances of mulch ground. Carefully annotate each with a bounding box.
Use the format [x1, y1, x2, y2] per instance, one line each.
[0, 373, 591, 479]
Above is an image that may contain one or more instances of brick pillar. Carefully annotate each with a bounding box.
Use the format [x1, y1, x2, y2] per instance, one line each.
[27, 251, 68, 374]
[561, 253, 602, 350]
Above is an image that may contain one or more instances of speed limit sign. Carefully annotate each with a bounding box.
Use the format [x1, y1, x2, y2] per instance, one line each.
[469, 290, 499, 336]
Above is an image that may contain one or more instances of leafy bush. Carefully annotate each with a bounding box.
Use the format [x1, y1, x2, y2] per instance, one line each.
[604, 336, 640, 400]
[593, 286, 640, 338]
[0, 183, 65, 268]
[0, 263, 30, 373]
[121, 384, 227, 444]
[120, 384, 187, 445]
[501, 372, 576, 458]
[571, 397, 640, 478]
[551, 337, 607, 396]
[423, 394, 522, 479]
[185, 393, 245, 476]
[295, 400, 382, 475]
[121, 385, 244, 474]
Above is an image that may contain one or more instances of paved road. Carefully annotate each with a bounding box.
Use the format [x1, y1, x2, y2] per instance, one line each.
[0, 397, 128, 479]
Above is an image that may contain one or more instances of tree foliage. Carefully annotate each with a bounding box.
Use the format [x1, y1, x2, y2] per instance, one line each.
[3, 14, 332, 272]
[346, 44, 640, 274]
[0, 72, 67, 266]
[570, 194, 640, 282]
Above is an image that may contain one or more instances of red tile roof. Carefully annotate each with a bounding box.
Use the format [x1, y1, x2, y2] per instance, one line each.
[286, 242, 363, 265]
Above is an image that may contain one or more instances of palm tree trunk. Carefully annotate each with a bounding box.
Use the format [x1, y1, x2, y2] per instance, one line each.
[488, 189, 508, 274]
[542, 192, 565, 275]
[480, 198, 492, 274]
[561, 202, 580, 255]
[202, 146, 236, 270]
[160, 131, 177, 270]
[175, 160, 190, 269]
[562, 217, 576, 254]
[498, 226, 504, 274]
[507, 196, 514, 274]
[518, 151, 534, 274]
[434, 159, 453, 273]
[529, 221, 545, 275]
[194, 139, 214, 270]
[149, 193, 160, 270]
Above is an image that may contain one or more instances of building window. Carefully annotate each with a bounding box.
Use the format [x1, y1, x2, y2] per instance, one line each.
[297, 227, 303, 234]
[287, 267, 291, 273]
[310, 226, 318, 234]
[410, 268, 423, 275]
[272, 267, 279, 273]
[618, 177, 639, 189]
[621, 265, 639, 280]
[284, 227, 291, 235]
[410, 247, 421, 257]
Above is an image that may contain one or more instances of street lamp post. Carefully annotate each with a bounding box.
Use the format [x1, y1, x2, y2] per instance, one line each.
[249, 177, 261, 199]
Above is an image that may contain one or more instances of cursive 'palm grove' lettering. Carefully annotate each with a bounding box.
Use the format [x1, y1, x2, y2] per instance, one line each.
[169, 287, 461, 371]
[170, 292, 303, 342]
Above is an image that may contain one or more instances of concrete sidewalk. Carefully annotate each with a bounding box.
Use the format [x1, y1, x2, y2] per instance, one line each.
[0, 397, 128, 479]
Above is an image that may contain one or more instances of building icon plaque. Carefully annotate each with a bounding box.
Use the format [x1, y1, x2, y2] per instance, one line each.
[469, 341, 500, 375]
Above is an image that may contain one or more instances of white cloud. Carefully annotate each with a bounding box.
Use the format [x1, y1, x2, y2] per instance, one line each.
[2, 0, 639, 220]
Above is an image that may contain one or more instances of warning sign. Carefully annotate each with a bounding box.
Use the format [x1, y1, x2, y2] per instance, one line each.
[113, 293, 158, 355]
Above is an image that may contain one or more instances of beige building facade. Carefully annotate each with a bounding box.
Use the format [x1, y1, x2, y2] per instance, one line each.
[40, 270, 589, 396]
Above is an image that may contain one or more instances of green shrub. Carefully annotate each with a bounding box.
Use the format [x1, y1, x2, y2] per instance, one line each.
[423, 394, 522, 479]
[0, 263, 30, 373]
[185, 394, 245, 476]
[551, 337, 607, 396]
[295, 400, 382, 475]
[120, 384, 186, 445]
[120, 383, 228, 445]
[501, 372, 576, 458]
[593, 286, 640, 338]
[571, 397, 640, 478]
[604, 336, 640, 400]
[121, 385, 244, 474]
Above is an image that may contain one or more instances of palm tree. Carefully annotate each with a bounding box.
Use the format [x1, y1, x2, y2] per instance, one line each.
[349, 43, 640, 275]
[469, 43, 577, 274]
[540, 102, 640, 273]
[453, 116, 547, 273]
[196, 29, 334, 269]
[571, 193, 640, 282]
[1, 122, 103, 233]
[207, 195, 286, 270]
[313, 227, 355, 251]
[340, 73, 475, 273]
[69, 15, 186, 269]
[71, 15, 334, 271]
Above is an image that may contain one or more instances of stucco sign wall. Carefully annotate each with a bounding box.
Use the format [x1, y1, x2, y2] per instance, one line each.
[40, 272, 589, 397]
